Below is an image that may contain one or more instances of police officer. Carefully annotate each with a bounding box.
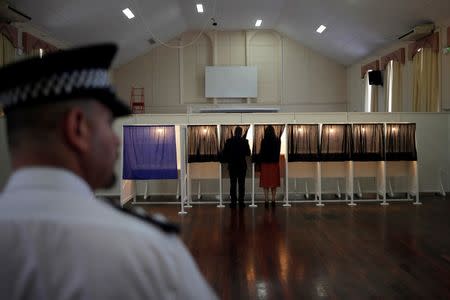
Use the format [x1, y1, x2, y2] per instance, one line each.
[0, 44, 217, 300]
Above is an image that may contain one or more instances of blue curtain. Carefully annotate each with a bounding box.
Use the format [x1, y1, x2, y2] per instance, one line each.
[123, 125, 178, 179]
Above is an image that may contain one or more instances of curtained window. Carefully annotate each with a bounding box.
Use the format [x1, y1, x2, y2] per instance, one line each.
[386, 124, 417, 161]
[188, 125, 219, 162]
[384, 60, 402, 112]
[252, 124, 285, 163]
[361, 60, 379, 112]
[0, 34, 16, 66]
[0, 34, 15, 116]
[351, 124, 385, 161]
[320, 124, 352, 161]
[123, 125, 178, 179]
[381, 48, 405, 112]
[22, 32, 58, 58]
[364, 71, 378, 112]
[412, 48, 439, 112]
[288, 124, 319, 161]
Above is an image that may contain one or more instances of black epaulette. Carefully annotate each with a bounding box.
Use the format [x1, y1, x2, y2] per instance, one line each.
[100, 198, 180, 234]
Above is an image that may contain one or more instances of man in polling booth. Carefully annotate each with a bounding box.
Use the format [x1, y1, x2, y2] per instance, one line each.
[222, 126, 251, 208]
[0, 43, 217, 300]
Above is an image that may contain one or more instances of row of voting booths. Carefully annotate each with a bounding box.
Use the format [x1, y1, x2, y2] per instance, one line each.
[121, 123, 419, 213]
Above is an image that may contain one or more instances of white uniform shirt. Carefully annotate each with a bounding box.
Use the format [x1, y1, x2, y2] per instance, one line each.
[0, 167, 217, 300]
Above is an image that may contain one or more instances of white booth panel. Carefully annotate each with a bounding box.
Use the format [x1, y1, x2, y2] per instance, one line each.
[320, 162, 350, 177]
[353, 161, 382, 177]
[294, 112, 348, 123]
[242, 113, 295, 123]
[386, 161, 418, 195]
[288, 162, 318, 178]
[188, 113, 241, 124]
[348, 112, 401, 123]
[120, 180, 135, 205]
[189, 162, 221, 179]
[386, 161, 415, 177]
[134, 114, 188, 124]
[398, 112, 447, 122]
[142, 179, 180, 195]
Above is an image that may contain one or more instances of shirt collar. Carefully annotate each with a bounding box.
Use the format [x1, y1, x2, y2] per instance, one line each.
[4, 167, 94, 198]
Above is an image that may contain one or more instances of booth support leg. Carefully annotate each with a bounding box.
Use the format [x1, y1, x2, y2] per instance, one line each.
[316, 162, 324, 206]
[250, 163, 257, 207]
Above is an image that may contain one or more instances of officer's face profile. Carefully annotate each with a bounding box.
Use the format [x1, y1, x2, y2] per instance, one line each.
[77, 100, 120, 189]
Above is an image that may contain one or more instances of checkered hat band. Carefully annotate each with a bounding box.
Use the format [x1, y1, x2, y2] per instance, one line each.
[0, 68, 111, 107]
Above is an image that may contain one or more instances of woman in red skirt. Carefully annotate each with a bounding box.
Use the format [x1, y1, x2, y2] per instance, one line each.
[259, 125, 281, 207]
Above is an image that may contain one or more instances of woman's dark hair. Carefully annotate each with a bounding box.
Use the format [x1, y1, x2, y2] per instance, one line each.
[264, 125, 276, 140]
[234, 126, 243, 137]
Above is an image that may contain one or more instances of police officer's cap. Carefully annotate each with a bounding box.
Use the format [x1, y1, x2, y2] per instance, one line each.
[0, 43, 131, 117]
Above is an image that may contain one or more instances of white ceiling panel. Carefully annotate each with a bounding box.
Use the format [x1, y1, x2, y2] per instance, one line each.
[7, 0, 450, 66]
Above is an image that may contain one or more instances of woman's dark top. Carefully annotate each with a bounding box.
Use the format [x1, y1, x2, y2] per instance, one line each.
[259, 137, 281, 163]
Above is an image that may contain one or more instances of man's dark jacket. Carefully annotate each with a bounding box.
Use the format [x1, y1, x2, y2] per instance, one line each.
[222, 136, 251, 169]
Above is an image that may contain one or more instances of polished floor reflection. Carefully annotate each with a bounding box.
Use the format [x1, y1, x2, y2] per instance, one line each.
[139, 197, 450, 299]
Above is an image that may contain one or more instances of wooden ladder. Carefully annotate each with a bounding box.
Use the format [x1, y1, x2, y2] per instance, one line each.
[130, 87, 145, 113]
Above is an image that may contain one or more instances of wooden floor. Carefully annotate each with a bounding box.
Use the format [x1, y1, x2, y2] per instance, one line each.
[138, 196, 450, 299]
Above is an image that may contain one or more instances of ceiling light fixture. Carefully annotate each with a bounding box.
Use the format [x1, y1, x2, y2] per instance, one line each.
[316, 25, 326, 34]
[196, 4, 204, 13]
[122, 8, 135, 19]
[255, 19, 262, 27]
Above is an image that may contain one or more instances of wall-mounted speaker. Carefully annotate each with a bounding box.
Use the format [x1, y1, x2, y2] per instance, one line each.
[368, 70, 383, 86]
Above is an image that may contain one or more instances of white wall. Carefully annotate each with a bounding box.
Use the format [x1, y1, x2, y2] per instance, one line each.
[347, 20, 450, 112]
[397, 113, 449, 192]
[114, 43, 184, 114]
[113, 30, 347, 113]
[282, 37, 347, 111]
[182, 33, 212, 104]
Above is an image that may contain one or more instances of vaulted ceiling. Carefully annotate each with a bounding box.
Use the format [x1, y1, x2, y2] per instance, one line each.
[9, 0, 450, 67]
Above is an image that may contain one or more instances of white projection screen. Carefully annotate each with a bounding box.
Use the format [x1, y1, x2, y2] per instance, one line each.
[205, 66, 257, 98]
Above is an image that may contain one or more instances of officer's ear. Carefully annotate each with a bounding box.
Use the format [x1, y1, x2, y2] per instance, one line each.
[62, 106, 92, 154]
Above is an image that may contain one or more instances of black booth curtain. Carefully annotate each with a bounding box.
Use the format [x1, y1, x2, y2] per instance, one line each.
[188, 125, 219, 162]
[288, 124, 319, 161]
[252, 124, 285, 163]
[386, 123, 417, 161]
[352, 124, 385, 161]
[219, 125, 250, 151]
[320, 124, 352, 161]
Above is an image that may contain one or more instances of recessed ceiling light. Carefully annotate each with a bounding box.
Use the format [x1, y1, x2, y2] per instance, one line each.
[316, 25, 326, 33]
[122, 8, 135, 19]
[196, 4, 204, 13]
[255, 19, 262, 27]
